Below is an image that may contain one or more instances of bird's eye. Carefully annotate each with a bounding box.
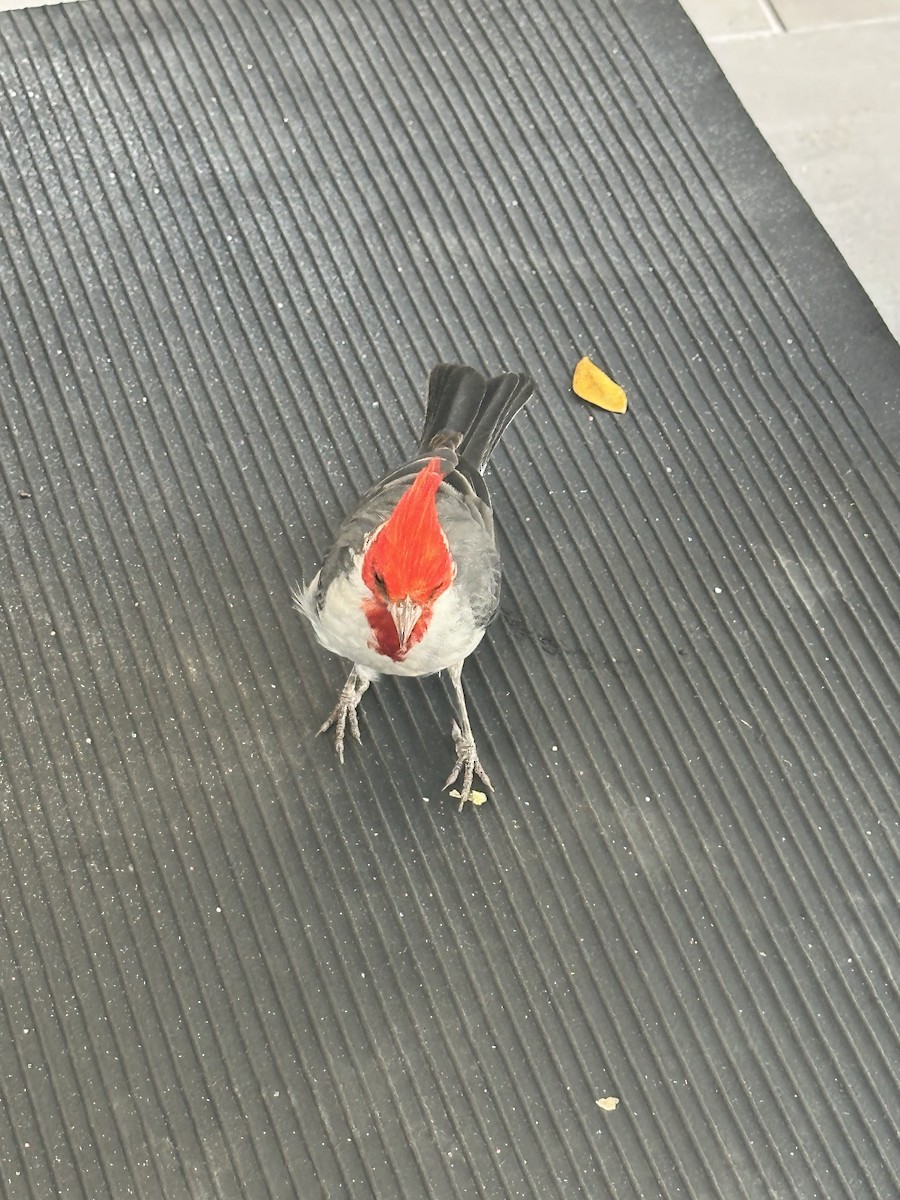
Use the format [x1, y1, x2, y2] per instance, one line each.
[372, 571, 386, 593]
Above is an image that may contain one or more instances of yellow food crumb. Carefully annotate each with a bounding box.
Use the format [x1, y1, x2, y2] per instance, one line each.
[572, 356, 628, 413]
[449, 788, 489, 809]
[595, 1096, 620, 1112]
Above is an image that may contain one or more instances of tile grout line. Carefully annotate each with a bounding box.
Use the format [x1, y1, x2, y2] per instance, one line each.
[708, 13, 900, 44]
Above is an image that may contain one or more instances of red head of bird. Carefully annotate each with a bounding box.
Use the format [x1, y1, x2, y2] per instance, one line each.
[361, 457, 456, 660]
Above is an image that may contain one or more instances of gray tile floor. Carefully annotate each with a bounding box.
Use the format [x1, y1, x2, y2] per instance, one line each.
[0, 0, 77, 9]
[2, 0, 898, 342]
[680, 0, 900, 341]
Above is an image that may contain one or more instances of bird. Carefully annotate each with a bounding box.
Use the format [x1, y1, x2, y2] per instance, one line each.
[293, 363, 535, 808]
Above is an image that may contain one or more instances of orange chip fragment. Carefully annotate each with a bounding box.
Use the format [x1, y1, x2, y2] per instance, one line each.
[572, 356, 628, 413]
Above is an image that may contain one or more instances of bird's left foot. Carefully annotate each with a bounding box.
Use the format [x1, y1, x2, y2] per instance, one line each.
[444, 721, 493, 810]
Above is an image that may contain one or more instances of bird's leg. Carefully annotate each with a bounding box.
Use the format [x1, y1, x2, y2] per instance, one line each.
[318, 666, 371, 763]
[443, 662, 492, 809]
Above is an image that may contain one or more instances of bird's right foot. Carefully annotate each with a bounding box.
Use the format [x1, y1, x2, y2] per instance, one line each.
[317, 669, 370, 763]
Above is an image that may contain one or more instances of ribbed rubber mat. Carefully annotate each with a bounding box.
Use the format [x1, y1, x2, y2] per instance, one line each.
[1, 1, 898, 1197]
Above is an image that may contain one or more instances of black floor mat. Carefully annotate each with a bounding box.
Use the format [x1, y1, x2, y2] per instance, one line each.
[1, 1, 898, 1196]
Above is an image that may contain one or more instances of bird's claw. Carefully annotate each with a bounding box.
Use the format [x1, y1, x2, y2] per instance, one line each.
[317, 703, 356, 764]
[317, 674, 367, 763]
[444, 720, 492, 810]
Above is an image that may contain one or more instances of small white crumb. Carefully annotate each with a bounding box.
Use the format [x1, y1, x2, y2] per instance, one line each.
[596, 1097, 620, 1112]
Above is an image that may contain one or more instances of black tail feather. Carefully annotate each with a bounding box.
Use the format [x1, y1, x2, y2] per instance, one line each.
[419, 363, 534, 474]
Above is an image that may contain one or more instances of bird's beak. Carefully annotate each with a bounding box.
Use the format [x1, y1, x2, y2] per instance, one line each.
[388, 596, 423, 650]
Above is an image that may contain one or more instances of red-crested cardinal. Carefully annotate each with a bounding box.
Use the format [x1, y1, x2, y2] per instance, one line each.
[293, 363, 535, 808]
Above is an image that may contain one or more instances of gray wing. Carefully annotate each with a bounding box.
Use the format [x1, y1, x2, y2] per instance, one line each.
[436, 481, 501, 627]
